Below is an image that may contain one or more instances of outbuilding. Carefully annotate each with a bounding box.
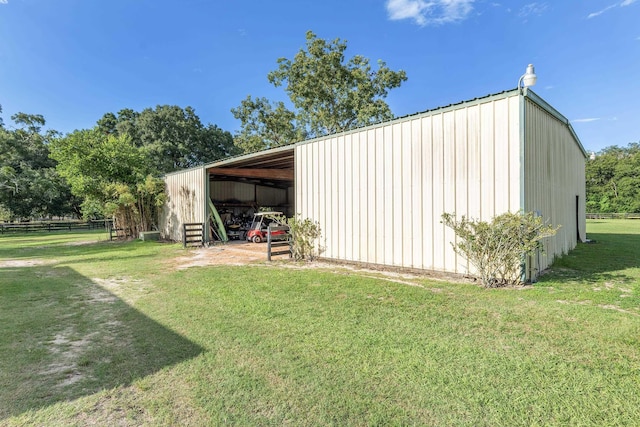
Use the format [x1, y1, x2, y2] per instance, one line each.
[160, 88, 587, 281]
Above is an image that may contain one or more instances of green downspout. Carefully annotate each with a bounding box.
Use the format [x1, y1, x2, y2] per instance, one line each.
[204, 167, 210, 243]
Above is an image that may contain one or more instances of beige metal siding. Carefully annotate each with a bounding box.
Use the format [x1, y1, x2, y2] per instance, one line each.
[160, 167, 206, 241]
[524, 98, 586, 275]
[295, 93, 521, 274]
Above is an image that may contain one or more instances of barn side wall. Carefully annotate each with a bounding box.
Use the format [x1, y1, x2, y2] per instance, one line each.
[160, 167, 206, 241]
[523, 97, 586, 276]
[295, 94, 521, 274]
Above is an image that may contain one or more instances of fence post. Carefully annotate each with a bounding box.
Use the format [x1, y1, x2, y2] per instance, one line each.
[266, 225, 291, 261]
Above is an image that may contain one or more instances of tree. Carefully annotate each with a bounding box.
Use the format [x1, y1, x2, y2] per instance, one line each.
[232, 30, 408, 152]
[52, 104, 237, 234]
[0, 112, 77, 220]
[96, 105, 238, 173]
[50, 129, 164, 236]
[586, 143, 640, 213]
[231, 96, 304, 153]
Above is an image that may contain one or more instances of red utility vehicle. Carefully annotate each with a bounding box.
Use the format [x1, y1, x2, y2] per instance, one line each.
[246, 211, 286, 243]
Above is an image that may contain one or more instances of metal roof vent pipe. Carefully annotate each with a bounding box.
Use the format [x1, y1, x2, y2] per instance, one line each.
[518, 64, 537, 94]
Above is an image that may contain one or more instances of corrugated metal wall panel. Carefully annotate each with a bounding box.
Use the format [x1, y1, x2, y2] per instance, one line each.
[344, 134, 354, 260]
[455, 108, 469, 272]
[494, 98, 511, 214]
[210, 181, 254, 202]
[256, 186, 287, 206]
[337, 135, 348, 260]
[160, 167, 206, 241]
[508, 96, 521, 210]
[467, 105, 482, 220]
[383, 124, 394, 265]
[295, 92, 522, 274]
[210, 181, 287, 208]
[364, 129, 375, 262]
[392, 122, 404, 266]
[376, 128, 384, 264]
[411, 118, 424, 269]
[443, 110, 457, 271]
[347, 133, 363, 261]
[421, 116, 434, 269]
[480, 102, 496, 219]
[524, 98, 586, 276]
[431, 113, 446, 270]
[330, 137, 339, 260]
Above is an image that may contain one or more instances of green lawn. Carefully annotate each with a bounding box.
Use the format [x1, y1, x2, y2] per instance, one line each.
[0, 223, 639, 426]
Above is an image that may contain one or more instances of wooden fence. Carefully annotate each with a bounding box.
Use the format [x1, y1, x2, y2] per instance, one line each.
[266, 225, 292, 261]
[586, 213, 640, 219]
[183, 222, 205, 248]
[0, 220, 112, 234]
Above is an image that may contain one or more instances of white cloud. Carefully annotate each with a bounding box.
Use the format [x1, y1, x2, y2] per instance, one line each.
[0, 1, 8, 4]
[385, 0, 475, 26]
[588, 0, 637, 18]
[519, 2, 548, 17]
[572, 118, 601, 123]
[587, 4, 616, 18]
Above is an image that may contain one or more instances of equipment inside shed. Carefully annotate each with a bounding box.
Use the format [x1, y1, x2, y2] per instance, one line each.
[207, 148, 294, 242]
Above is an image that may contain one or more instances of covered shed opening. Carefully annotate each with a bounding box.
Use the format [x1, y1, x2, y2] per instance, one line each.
[206, 147, 295, 240]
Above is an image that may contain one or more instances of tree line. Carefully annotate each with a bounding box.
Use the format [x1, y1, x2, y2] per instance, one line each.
[0, 31, 408, 235]
[586, 143, 640, 213]
[0, 105, 238, 232]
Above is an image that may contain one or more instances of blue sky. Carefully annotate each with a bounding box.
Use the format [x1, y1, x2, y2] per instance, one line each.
[0, 0, 638, 153]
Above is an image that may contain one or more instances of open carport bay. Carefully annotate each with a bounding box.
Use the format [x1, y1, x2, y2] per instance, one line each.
[160, 146, 295, 243]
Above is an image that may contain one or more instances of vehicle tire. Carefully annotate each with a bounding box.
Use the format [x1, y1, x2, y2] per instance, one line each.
[252, 235, 262, 243]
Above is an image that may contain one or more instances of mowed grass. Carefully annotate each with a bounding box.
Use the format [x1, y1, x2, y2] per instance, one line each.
[0, 222, 639, 426]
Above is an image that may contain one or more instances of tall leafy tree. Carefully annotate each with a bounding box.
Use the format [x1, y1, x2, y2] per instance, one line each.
[50, 129, 164, 235]
[232, 30, 408, 152]
[97, 105, 238, 173]
[0, 112, 77, 220]
[231, 96, 304, 153]
[53, 104, 237, 234]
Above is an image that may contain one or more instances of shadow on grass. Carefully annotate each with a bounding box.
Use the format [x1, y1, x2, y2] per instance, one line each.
[0, 265, 204, 420]
[539, 232, 640, 284]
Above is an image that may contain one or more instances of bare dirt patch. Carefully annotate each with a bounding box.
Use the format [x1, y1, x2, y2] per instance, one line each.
[0, 258, 49, 268]
[173, 241, 269, 269]
[41, 328, 99, 388]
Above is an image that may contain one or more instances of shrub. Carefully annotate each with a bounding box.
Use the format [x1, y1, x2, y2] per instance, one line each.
[441, 211, 559, 287]
[270, 214, 323, 261]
